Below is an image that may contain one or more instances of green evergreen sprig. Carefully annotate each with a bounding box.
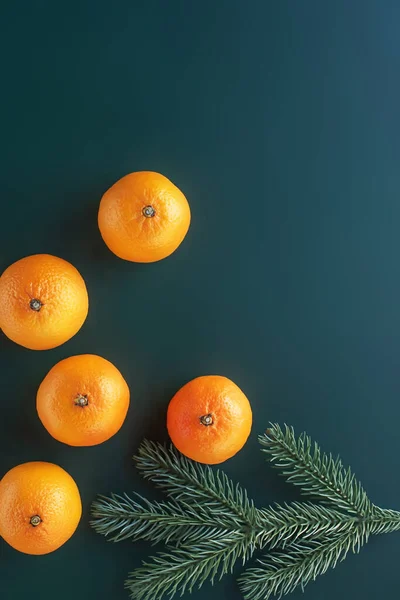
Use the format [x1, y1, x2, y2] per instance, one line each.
[134, 439, 257, 526]
[91, 424, 400, 600]
[125, 533, 254, 600]
[259, 425, 372, 516]
[91, 492, 253, 546]
[239, 527, 364, 600]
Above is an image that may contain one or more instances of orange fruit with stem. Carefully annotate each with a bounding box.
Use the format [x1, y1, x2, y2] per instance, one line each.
[37, 354, 130, 447]
[167, 375, 252, 464]
[0, 461, 82, 555]
[98, 171, 191, 262]
[0, 254, 88, 350]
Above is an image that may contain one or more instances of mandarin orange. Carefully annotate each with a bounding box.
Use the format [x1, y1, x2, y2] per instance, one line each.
[98, 171, 191, 262]
[37, 354, 130, 447]
[0, 461, 82, 555]
[0, 254, 88, 350]
[167, 375, 252, 464]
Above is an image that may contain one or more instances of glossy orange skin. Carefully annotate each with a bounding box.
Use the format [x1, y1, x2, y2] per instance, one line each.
[167, 375, 252, 464]
[0, 462, 82, 555]
[0, 254, 88, 350]
[37, 354, 130, 447]
[98, 171, 191, 263]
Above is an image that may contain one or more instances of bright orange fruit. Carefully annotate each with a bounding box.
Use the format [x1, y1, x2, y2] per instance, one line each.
[37, 354, 130, 447]
[98, 171, 191, 262]
[0, 254, 88, 350]
[0, 461, 82, 555]
[167, 375, 252, 464]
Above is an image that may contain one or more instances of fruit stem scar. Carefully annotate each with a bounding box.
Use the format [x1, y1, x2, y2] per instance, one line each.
[30, 515, 42, 527]
[29, 298, 42, 311]
[142, 205, 156, 218]
[74, 394, 89, 407]
[200, 414, 214, 426]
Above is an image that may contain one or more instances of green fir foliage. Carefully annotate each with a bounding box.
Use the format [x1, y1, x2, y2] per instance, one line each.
[91, 424, 400, 600]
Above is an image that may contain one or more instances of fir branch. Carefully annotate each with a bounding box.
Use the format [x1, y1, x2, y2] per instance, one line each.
[91, 490, 357, 550]
[118, 498, 400, 600]
[134, 439, 257, 526]
[259, 424, 372, 516]
[239, 525, 368, 600]
[126, 532, 255, 600]
[365, 506, 400, 535]
[255, 502, 356, 550]
[90, 492, 249, 546]
[92, 426, 400, 600]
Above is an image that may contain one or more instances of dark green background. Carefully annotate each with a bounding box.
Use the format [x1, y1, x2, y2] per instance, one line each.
[1, 1, 399, 599]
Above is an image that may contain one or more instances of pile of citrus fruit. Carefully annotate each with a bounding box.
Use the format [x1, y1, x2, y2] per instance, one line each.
[0, 171, 252, 555]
